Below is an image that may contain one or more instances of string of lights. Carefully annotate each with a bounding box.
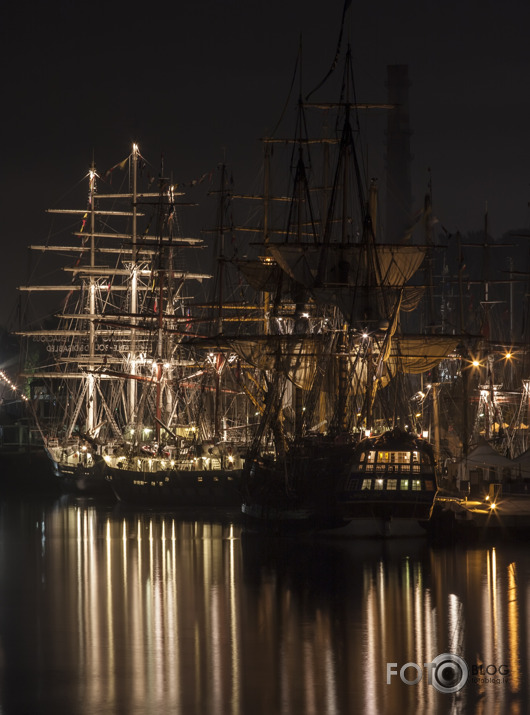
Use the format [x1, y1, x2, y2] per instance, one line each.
[0, 370, 28, 403]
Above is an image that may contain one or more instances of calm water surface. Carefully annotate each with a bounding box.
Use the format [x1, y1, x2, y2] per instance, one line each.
[0, 495, 527, 715]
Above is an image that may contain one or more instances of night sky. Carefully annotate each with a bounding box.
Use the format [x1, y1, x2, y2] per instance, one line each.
[2, 0, 530, 330]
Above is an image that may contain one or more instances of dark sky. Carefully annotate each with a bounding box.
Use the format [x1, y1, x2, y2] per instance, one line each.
[2, 0, 530, 329]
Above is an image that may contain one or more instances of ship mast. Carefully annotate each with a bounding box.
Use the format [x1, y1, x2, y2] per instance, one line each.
[86, 163, 97, 435]
[128, 144, 139, 427]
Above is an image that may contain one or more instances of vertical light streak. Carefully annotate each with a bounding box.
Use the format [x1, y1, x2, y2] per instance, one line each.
[507, 562, 520, 693]
[447, 593, 461, 653]
[493, 548, 505, 665]
[105, 519, 115, 703]
[161, 519, 167, 588]
[76, 507, 85, 668]
[211, 585, 223, 713]
[491, 547, 500, 658]
[165, 522, 178, 708]
[303, 638, 316, 715]
[423, 590, 436, 713]
[229, 532, 240, 714]
[153, 528, 164, 710]
[377, 561, 386, 656]
[403, 558, 414, 662]
[413, 564, 427, 705]
[323, 644, 338, 715]
[363, 577, 378, 715]
[483, 548, 494, 680]
[122, 519, 128, 613]
[132, 517, 144, 704]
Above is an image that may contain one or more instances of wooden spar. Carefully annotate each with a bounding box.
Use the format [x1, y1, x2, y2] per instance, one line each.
[47, 208, 143, 216]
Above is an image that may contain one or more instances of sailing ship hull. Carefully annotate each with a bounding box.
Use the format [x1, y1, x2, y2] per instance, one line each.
[106, 465, 243, 508]
[241, 442, 358, 534]
[241, 430, 438, 536]
[46, 450, 112, 497]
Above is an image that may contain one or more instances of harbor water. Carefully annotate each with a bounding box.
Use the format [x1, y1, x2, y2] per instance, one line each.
[0, 494, 528, 714]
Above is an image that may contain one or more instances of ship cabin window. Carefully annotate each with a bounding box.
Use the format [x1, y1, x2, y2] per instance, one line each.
[364, 452, 375, 471]
[412, 479, 421, 491]
[400, 479, 409, 490]
[387, 479, 397, 490]
[374, 479, 384, 490]
[361, 479, 372, 490]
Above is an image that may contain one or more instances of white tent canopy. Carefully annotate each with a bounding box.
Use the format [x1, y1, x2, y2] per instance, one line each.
[457, 440, 514, 484]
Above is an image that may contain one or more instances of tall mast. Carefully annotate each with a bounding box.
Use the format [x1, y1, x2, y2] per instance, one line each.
[87, 163, 97, 435]
[128, 143, 139, 426]
[263, 142, 271, 335]
[214, 161, 229, 440]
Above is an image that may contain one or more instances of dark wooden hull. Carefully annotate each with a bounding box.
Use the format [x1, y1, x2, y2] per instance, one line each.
[106, 465, 243, 508]
[242, 430, 438, 535]
[47, 452, 113, 497]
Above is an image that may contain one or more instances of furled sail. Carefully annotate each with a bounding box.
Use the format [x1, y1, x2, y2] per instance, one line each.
[226, 335, 330, 390]
[268, 242, 426, 323]
[234, 259, 284, 293]
[385, 335, 460, 375]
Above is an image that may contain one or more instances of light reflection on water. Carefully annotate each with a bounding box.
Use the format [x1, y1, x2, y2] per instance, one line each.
[0, 496, 527, 714]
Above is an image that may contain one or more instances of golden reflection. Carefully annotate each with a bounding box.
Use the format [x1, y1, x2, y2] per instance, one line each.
[507, 562, 520, 693]
[20, 502, 530, 715]
[447, 593, 463, 654]
[364, 575, 378, 715]
[105, 518, 115, 704]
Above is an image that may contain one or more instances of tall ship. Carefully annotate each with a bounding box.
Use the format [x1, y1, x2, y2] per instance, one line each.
[16, 145, 249, 502]
[223, 40, 459, 535]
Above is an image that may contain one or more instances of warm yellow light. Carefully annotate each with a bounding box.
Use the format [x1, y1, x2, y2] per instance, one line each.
[505, 353, 512, 359]
[490, 502, 496, 510]
[472, 360, 480, 367]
